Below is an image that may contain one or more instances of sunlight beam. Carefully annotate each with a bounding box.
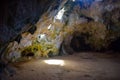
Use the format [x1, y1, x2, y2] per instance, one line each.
[55, 8, 65, 20]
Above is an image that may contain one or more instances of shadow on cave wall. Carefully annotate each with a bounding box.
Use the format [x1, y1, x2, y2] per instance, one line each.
[69, 32, 120, 53]
[70, 32, 91, 52]
[108, 37, 120, 52]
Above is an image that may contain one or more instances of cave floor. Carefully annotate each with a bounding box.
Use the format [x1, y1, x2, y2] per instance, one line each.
[8, 52, 120, 80]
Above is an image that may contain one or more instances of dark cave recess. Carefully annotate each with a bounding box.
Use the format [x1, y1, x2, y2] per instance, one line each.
[70, 33, 91, 52]
[70, 33, 120, 53]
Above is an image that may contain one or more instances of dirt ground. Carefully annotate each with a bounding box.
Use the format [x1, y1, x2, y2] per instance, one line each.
[5, 52, 120, 80]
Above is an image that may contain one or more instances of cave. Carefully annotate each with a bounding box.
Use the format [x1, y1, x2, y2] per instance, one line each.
[70, 32, 91, 52]
[108, 37, 120, 52]
[0, 0, 120, 80]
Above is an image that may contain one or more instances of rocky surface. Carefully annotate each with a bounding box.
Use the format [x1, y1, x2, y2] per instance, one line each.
[0, 0, 59, 55]
[0, 0, 120, 61]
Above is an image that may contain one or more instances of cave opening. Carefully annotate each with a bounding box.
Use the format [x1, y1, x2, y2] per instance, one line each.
[70, 32, 91, 52]
[108, 37, 120, 52]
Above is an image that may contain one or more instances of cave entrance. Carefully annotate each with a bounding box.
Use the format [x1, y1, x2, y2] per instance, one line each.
[70, 32, 91, 52]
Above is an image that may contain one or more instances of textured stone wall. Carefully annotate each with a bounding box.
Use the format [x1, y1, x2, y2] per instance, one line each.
[0, 0, 59, 55]
[1, 0, 120, 61]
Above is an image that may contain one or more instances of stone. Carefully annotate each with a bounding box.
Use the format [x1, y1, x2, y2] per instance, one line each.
[6, 41, 21, 61]
[8, 51, 21, 62]
[20, 32, 32, 47]
[37, 34, 48, 43]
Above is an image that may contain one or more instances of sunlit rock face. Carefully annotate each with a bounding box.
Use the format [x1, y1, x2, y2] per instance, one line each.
[1, 0, 120, 61]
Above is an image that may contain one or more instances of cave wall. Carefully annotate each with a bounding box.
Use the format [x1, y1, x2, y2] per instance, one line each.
[0, 0, 60, 56]
[1, 0, 120, 62]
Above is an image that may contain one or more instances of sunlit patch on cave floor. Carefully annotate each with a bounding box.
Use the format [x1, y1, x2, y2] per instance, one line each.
[44, 59, 65, 66]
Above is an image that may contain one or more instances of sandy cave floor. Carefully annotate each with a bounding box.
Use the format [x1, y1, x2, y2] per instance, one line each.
[5, 52, 120, 80]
